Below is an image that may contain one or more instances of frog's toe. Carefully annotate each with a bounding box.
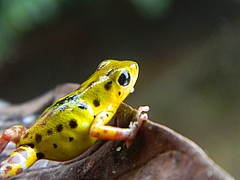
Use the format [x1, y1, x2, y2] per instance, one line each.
[136, 106, 149, 120]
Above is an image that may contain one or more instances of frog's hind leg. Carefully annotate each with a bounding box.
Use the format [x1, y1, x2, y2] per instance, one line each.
[0, 125, 26, 153]
[0, 146, 37, 179]
[0, 126, 38, 178]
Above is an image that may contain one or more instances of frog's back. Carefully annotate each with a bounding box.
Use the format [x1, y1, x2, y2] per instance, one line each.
[18, 94, 97, 161]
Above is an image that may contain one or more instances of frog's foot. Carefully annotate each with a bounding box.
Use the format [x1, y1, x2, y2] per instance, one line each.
[0, 125, 26, 153]
[0, 146, 37, 179]
[126, 106, 149, 148]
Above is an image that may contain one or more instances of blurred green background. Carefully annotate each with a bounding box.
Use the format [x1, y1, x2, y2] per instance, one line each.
[0, 0, 239, 178]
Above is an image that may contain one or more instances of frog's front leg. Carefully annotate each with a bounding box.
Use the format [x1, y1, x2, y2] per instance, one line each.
[90, 106, 149, 146]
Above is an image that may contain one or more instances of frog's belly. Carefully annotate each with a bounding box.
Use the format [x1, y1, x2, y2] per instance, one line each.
[35, 131, 97, 161]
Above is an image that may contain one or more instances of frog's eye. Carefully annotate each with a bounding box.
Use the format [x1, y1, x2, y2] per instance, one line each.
[118, 70, 130, 86]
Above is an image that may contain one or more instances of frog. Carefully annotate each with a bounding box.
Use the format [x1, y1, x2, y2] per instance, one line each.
[0, 59, 149, 179]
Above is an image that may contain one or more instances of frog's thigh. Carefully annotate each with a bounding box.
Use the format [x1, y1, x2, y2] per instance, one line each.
[89, 111, 136, 141]
[0, 146, 37, 178]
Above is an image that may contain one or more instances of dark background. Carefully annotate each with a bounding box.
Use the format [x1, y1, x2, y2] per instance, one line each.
[0, 0, 239, 178]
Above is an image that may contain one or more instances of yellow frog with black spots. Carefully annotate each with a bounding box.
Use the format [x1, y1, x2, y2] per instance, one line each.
[0, 59, 149, 179]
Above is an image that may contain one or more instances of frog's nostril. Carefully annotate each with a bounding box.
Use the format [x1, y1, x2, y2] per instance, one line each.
[130, 63, 137, 69]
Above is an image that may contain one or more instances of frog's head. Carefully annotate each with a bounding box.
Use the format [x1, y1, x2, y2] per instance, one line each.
[95, 59, 139, 102]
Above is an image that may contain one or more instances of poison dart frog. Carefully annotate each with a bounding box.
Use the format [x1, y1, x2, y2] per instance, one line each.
[0, 59, 149, 179]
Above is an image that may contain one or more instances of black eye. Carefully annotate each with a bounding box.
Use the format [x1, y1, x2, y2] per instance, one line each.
[118, 71, 130, 86]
